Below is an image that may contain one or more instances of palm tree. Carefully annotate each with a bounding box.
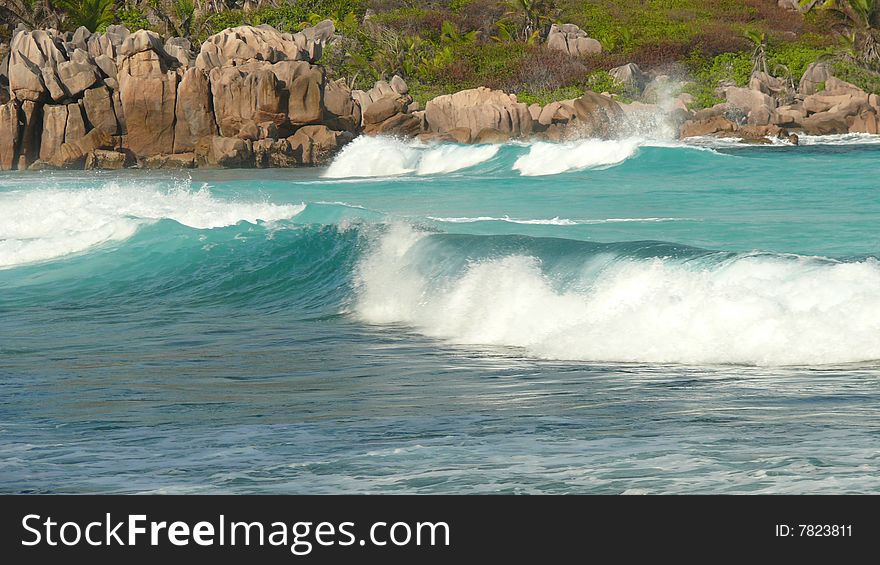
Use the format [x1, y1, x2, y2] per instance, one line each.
[54, 0, 115, 32]
[806, 0, 879, 65]
[745, 30, 769, 76]
[501, 0, 557, 42]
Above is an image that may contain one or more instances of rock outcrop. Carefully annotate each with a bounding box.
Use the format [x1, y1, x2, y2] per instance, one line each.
[173, 68, 216, 153]
[609, 63, 648, 94]
[0, 101, 19, 170]
[681, 68, 879, 139]
[425, 87, 533, 139]
[0, 21, 358, 170]
[546, 24, 602, 57]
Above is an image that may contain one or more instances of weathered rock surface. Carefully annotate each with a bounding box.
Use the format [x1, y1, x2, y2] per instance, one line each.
[140, 153, 196, 169]
[85, 149, 128, 170]
[724, 86, 775, 125]
[195, 136, 254, 168]
[425, 87, 532, 138]
[173, 68, 216, 153]
[40, 104, 68, 161]
[57, 49, 99, 98]
[799, 62, 831, 96]
[0, 101, 19, 170]
[49, 128, 113, 168]
[546, 24, 602, 57]
[209, 65, 286, 139]
[288, 125, 352, 165]
[195, 22, 334, 70]
[118, 49, 178, 156]
[83, 86, 118, 135]
[17, 100, 40, 170]
[569, 91, 625, 138]
[609, 63, 647, 93]
[323, 79, 362, 132]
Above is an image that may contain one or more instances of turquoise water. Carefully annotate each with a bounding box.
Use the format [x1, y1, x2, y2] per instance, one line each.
[1, 135, 879, 493]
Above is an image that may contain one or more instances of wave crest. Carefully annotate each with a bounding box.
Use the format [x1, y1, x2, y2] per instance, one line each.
[354, 225, 880, 366]
[0, 180, 303, 268]
[323, 136, 500, 178]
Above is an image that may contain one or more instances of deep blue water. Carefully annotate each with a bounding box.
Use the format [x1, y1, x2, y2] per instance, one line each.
[1, 135, 879, 493]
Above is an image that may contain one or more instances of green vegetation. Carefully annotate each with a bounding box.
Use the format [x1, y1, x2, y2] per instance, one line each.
[832, 57, 880, 93]
[54, 0, 115, 32]
[2, 0, 880, 108]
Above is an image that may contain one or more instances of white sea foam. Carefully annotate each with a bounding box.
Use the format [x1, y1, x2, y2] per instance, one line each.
[427, 216, 692, 225]
[0, 181, 304, 268]
[428, 216, 578, 225]
[798, 133, 880, 145]
[513, 138, 640, 176]
[323, 136, 499, 178]
[355, 225, 880, 366]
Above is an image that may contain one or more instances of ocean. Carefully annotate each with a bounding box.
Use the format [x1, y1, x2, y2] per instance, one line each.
[1, 134, 879, 494]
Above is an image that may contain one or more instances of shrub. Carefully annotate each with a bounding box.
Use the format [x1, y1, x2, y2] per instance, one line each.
[585, 69, 625, 98]
[369, 8, 452, 42]
[767, 43, 834, 81]
[515, 85, 584, 105]
[832, 58, 880, 94]
[117, 7, 151, 32]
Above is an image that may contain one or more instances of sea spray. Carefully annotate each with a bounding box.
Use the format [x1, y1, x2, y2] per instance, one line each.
[355, 224, 880, 366]
[324, 136, 500, 178]
[0, 180, 304, 268]
[513, 139, 641, 176]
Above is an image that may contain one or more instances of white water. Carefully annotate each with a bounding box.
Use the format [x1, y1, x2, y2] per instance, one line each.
[355, 225, 880, 366]
[513, 139, 640, 176]
[0, 181, 304, 268]
[324, 136, 500, 178]
[428, 216, 579, 225]
[428, 216, 692, 225]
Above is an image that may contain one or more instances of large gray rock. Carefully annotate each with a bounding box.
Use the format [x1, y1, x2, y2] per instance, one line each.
[49, 128, 112, 169]
[802, 78, 869, 115]
[208, 65, 285, 139]
[799, 62, 831, 96]
[363, 96, 405, 126]
[570, 91, 624, 138]
[749, 71, 787, 96]
[8, 50, 46, 101]
[0, 101, 19, 170]
[118, 49, 178, 156]
[195, 22, 334, 70]
[83, 86, 118, 135]
[56, 49, 99, 98]
[609, 63, 647, 93]
[65, 102, 87, 145]
[195, 135, 254, 168]
[288, 125, 350, 165]
[41, 66, 66, 101]
[118, 29, 166, 59]
[425, 87, 533, 138]
[323, 79, 362, 133]
[801, 109, 851, 135]
[40, 104, 68, 161]
[724, 86, 775, 125]
[546, 24, 601, 57]
[17, 100, 40, 169]
[174, 68, 217, 153]
[164, 37, 194, 68]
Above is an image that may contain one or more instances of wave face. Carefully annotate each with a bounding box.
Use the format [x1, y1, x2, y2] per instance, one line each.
[354, 224, 880, 366]
[513, 138, 640, 176]
[320, 135, 733, 179]
[0, 180, 304, 268]
[324, 136, 500, 178]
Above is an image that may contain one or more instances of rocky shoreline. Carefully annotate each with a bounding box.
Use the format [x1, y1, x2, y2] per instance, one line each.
[1, 22, 879, 172]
